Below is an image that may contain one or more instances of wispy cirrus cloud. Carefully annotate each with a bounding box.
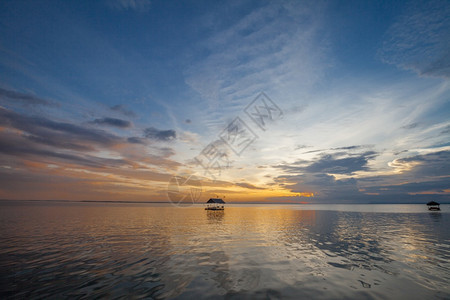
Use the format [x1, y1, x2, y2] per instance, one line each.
[106, 0, 151, 12]
[400, 122, 420, 130]
[184, 1, 330, 130]
[110, 104, 136, 118]
[379, 0, 450, 78]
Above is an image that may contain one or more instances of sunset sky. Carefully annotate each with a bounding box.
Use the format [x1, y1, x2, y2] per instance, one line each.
[0, 0, 449, 203]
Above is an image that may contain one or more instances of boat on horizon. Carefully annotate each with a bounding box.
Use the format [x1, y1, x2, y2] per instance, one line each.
[427, 201, 440, 211]
[205, 198, 225, 210]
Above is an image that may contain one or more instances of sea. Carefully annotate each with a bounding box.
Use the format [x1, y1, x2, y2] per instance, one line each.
[0, 201, 449, 299]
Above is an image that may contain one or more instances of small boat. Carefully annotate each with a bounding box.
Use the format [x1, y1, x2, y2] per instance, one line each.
[205, 198, 225, 210]
[427, 201, 440, 211]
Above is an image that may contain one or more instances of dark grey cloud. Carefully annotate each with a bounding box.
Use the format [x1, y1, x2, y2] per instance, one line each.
[0, 107, 182, 191]
[276, 173, 360, 202]
[303, 149, 323, 154]
[331, 145, 367, 151]
[110, 104, 136, 117]
[127, 137, 146, 144]
[275, 150, 450, 203]
[144, 127, 176, 141]
[0, 87, 57, 106]
[277, 151, 377, 175]
[272, 150, 378, 202]
[303, 151, 377, 174]
[357, 149, 450, 202]
[396, 150, 450, 177]
[0, 131, 128, 169]
[91, 117, 131, 128]
[363, 178, 449, 196]
[0, 107, 121, 149]
[302, 145, 371, 154]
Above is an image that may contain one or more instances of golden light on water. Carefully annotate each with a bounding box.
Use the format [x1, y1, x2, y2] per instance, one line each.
[3, 202, 448, 298]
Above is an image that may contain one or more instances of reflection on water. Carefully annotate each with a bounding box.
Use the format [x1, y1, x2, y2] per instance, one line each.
[0, 202, 449, 299]
[206, 210, 224, 222]
[429, 211, 443, 222]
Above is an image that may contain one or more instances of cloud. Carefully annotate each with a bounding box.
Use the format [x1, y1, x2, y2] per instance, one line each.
[0, 107, 183, 173]
[157, 147, 176, 158]
[110, 104, 136, 117]
[379, 0, 450, 78]
[127, 137, 146, 144]
[107, 0, 151, 12]
[394, 150, 450, 177]
[272, 149, 378, 202]
[277, 151, 377, 175]
[0, 107, 121, 148]
[235, 182, 265, 190]
[331, 145, 368, 151]
[358, 150, 450, 200]
[25, 135, 93, 151]
[364, 179, 449, 197]
[0, 87, 57, 107]
[91, 117, 131, 128]
[276, 173, 360, 201]
[1, 107, 177, 173]
[0, 130, 127, 168]
[0, 150, 175, 201]
[144, 127, 176, 141]
[275, 149, 450, 203]
[178, 130, 199, 144]
[301, 145, 373, 154]
[184, 1, 329, 129]
[401, 122, 419, 130]
[440, 125, 450, 135]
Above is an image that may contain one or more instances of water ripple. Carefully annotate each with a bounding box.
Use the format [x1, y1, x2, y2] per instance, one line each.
[0, 203, 449, 299]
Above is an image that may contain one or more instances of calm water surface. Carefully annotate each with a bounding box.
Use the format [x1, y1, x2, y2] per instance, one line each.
[0, 202, 449, 299]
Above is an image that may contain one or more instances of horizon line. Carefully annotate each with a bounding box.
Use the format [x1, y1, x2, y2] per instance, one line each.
[0, 199, 448, 205]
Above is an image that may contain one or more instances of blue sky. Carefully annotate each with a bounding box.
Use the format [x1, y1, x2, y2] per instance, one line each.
[0, 0, 449, 203]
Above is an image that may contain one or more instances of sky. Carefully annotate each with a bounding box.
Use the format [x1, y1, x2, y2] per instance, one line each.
[0, 0, 449, 203]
